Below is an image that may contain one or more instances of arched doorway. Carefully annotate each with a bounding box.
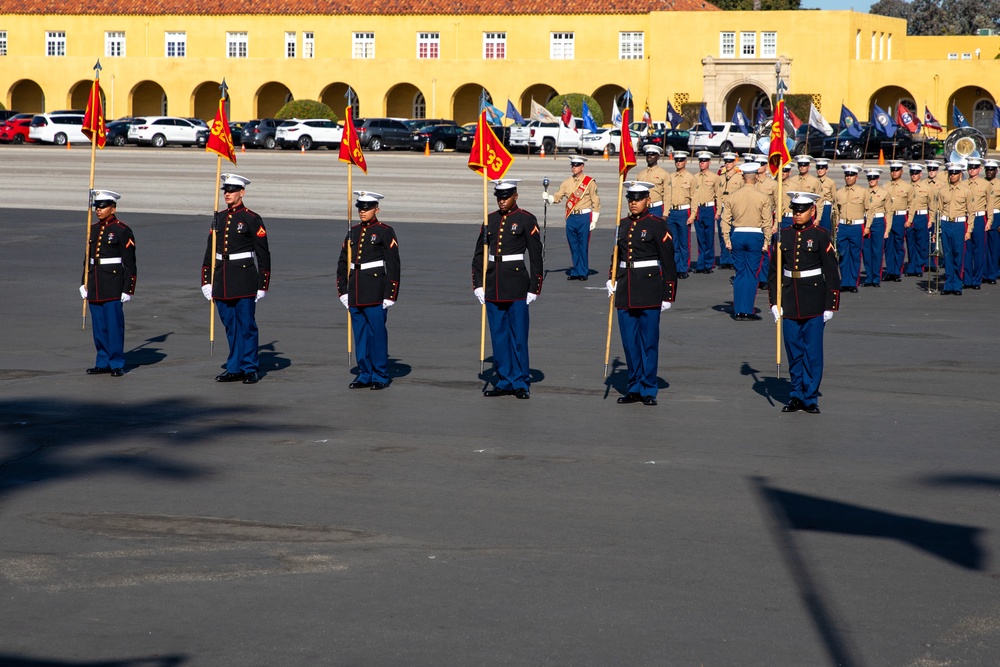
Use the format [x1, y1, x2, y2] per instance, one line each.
[192, 81, 227, 122]
[130, 81, 167, 116]
[453, 83, 490, 125]
[868, 85, 914, 121]
[519, 83, 558, 120]
[256, 82, 292, 118]
[592, 84, 626, 127]
[723, 82, 771, 127]
[949, 86, 996, 148]
[385, 83, 425, 119]
[9, 79, 45, 113]
[69, 80, 103, 112]
[320, 82, 358, 118]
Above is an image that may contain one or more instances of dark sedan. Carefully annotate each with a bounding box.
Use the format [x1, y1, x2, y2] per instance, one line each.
[411, 124, 466, 152]
[639, 128, 690, 154]
[823, 124, 918, 160]
[106, 120, 132, 146]
[455, 125, 510, 152]
[792, 123, 839, 157]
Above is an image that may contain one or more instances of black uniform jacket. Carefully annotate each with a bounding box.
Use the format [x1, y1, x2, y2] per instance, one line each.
[471, 206, 543, 303]
[202, 203, 271, 300]
[83, 216, 137, 303]
[610, 212, 677, 309]
[337, 219, 401, 308]
[768, 222, 841, 319]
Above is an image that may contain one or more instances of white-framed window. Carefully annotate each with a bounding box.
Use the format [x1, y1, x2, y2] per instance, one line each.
[417, 32, 439, 59]
[46, 30, 66, 57]
[353, 32, 374, 59]
[0, 31, 6, 56]
[285, 31, 296, 58]
[619, 32, 644, 60]
[165, 32, 186, 58]
[947, 52, 958, 60]
[105, 31, 125, 57]
[720, 31, 735, 57]
[227, 32, 248, 58]
[484, 32, 506, 59]
[962, 52, 973, 60]
[761, 31, 776, 58]
[303, 31, 314, 58]
[740, 31, 755, 58]
[413, 92, 426, 118]
[550, 32, 574, 60]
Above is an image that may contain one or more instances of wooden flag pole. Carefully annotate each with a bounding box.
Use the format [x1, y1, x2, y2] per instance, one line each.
[603, 174, 626, 378]
[81, 61, 102, 330]
[479, 171, 489, 374]
[346, 163, 354, 366]
[775, 163, 784, 379]
[209, 154, 222, 354]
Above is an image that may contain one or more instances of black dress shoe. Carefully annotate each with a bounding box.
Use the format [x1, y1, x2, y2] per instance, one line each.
[970, 285, 981, 290]
[514, 388, 530, 400]
[349, 381, 373, 389]
[242, 372, 258, 384]
[863, 282, 873, 287]
[954, 290, 963, 296]
[484, 388, 512, 397]
[567, 275, 579, 281]
[986, 279, 997, 284]
[758, 282, 768, 290]
[678, 272, 689, 279]
[215, 371, 244, 382]
[781, 398, 805, 413]
[803, 403, 821, 414]
[892, 275, 903, 281]
[721, 263, 735, 270]
[701, 269, 714, 275]
[744, 313, 762, 320]
[733, 313, 746, 321]
[86, 366, 111, 375]
[641, 396, 657, 406]
[579, 276, 589, 281]
[110, 368, 125, 377]
[370, 382, 388, 390]
[616, 392, 641, 404]
[847, 286, 859, 293]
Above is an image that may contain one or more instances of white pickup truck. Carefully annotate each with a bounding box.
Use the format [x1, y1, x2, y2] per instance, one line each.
[686, 122, 756, 155]
[508, 118, 585, 153]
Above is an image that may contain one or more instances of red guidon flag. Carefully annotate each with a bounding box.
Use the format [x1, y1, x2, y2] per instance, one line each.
[768, 100, 791, 177]
[338, 105, 368, 174]
[82, 79, 106, 149]
[468, 110, 514, 180]
[206, 97, 237, 164]
[619, 106, 636, 177]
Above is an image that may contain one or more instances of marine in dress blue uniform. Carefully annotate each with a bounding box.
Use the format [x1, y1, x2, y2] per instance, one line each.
[473, 180, 543, 399]
[606, 181, 678, 406]
[768, 192, 841, 414]
[201, 173, 271, 384]
[81, 190, 136, 377]
[337, 191, 401, 390]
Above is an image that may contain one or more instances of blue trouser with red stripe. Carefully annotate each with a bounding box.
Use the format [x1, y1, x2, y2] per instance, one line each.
[667, 209, 691, 273]
[565, 212, 592, 278]
[486, 300, 530, 392]
[962, 214, 986, 287]
[819, 202, 833, 232]
[350, 304, 389, 385]
[90, 300, 125, 370]
[863, 217, 886, 284]
[216, 297, 258, 374]
[783, 316, 825, 407]
[617, 307, 661, 398]
[759, 216, 791, 283]
[884, 212, 907, 275]
[731, 231, 764, 314]
[694, 204, 715, 271]
[904, 213, 929, 275]
[985, 219, 1000, 281]
[941, 220, 966, 292]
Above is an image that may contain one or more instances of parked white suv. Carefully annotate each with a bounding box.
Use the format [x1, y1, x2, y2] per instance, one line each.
[276, 119, 344, 150]
[128, 116, 202, 147]
[28, 113, 88, 145]
[686, 122, 755, 155]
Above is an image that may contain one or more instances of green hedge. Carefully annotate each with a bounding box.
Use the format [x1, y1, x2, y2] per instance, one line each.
[275, 100, 338, 123]
[545, 94, 604, 127]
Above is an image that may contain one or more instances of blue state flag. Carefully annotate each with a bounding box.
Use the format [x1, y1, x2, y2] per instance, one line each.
[872, 103, 896, 138]
[506, 99, 525, 126]
[756, 106, 767, 127]
[840, 104, 863, 138]
[952, 105, 971, 129]
[994, 105, 1000, 130]
[698, 103, 716, 135]
[666, 101, 683, 129]
[581, 100, 599, 133]
[732, 102, 750, 135]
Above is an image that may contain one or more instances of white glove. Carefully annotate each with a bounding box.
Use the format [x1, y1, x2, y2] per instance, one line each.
[255, 290, 266, 302]
[590, 211, 600, 231]
[526, 293, 537, 305]
[79, 285, 87, 299]
[823, 310, 834, 322]
[383, 299, 395, 309]
[474, 287, 485, 305]
[542, 192, 554, 205]
[660, 301, 671, 312]
[339, 294, 349, 309]
[120, 293, 131, 303]
[201, 284, 213, 301]
[606, 280, 616, 297]
[771, 305, 781, 322]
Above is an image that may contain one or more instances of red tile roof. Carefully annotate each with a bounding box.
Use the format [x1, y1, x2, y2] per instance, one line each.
[6, 0, 718, 14]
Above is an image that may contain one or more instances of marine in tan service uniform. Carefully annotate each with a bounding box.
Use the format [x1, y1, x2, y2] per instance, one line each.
[924, 160, 944, 272]
[693, 151, 721, 273]
[862, 167, 894, 287]
[883, 161, 913, 281]
[905, 163, 935, 277]
[634, 145, 672, 218]
[939, 161, 975, 294]
[789, 155, 822, 196]
[984, 159, 1000, 283]
[544, 155, 601, 280]
[760, 163, 793, 291]
[720, 163, 771, 320]
[833, 163, 866, 291]
[666, 151, 696, 277]
[962, 157, 993, 288]
[717, 153, 746, 269]
[815, 158, 837, 232]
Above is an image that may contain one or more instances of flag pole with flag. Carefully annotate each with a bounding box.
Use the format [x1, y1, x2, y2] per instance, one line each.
[604, 93, 637, 377]
[768, 98, 792, 378]
[467, 103, 515, 373]
[80, 59, 106, 329]
[339, 87, 368, 365]
[204, 78, 238, 353]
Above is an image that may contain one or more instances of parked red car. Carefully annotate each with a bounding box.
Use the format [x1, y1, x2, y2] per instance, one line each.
[0, 115, 34, 144]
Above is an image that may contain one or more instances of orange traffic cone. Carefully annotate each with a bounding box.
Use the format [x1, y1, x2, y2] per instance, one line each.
[603, 145, 609, 160]
[878, 149, 885, 165]
[240, 143, 246, 153]
[424, 138, 430, 156]
[539, 144, 546, 158]
[300, 143, 306, 154]
[66, 140, 71, 150]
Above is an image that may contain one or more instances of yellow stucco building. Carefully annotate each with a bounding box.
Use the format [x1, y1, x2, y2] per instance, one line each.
[2, 2, 998, 144]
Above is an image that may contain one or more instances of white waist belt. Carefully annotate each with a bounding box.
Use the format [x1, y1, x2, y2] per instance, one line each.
[915, 209, 928, 215]
[651, 201, 663, 208]
[941, 216, 967, 222]
[733, 227, 764, 234]
[216, 251, 255, 261]
[355, 260, 385, 270]
[822, 201, 832, 206]
[872, 213, 885, 218]
[993, 209, 1000, 214]
[974, 210, 987, 216]
[893, 210, 908, 215]
[90, 257, 122, 264]
[619, 260, 660, 269]
[839, 219, 865, 225]
[672, 204, 691, 210]
[784, 268, 822, 278]
[488, 254, 524, 262]
[570, 208, 592, 215]
[700, 201, 716, 207]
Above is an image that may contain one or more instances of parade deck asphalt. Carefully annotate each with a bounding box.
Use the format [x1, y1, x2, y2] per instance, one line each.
[1, 150, 1000, 666]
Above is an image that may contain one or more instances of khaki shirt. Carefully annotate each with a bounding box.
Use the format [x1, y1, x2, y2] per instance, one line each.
[719, 168, 745, 212]
[693, 170, 721, 208]
[634, 165, 672, 209]
[926, 177, 944, 216]
[788, 173, 822, 195]
[909, 180, 935, 217]
[885, 179, 913, 215]
[553, 174, 601, 214]
[817, 175, 837, 206]
[865, 186, 894, 231]
[833, 183, 865, 223]
[670, 169, 695, 211]
[966, 176, 992, 227]
[720, 185, 772, 247]
[940, 181, 974, 223]
[756, 176, 777, 217]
